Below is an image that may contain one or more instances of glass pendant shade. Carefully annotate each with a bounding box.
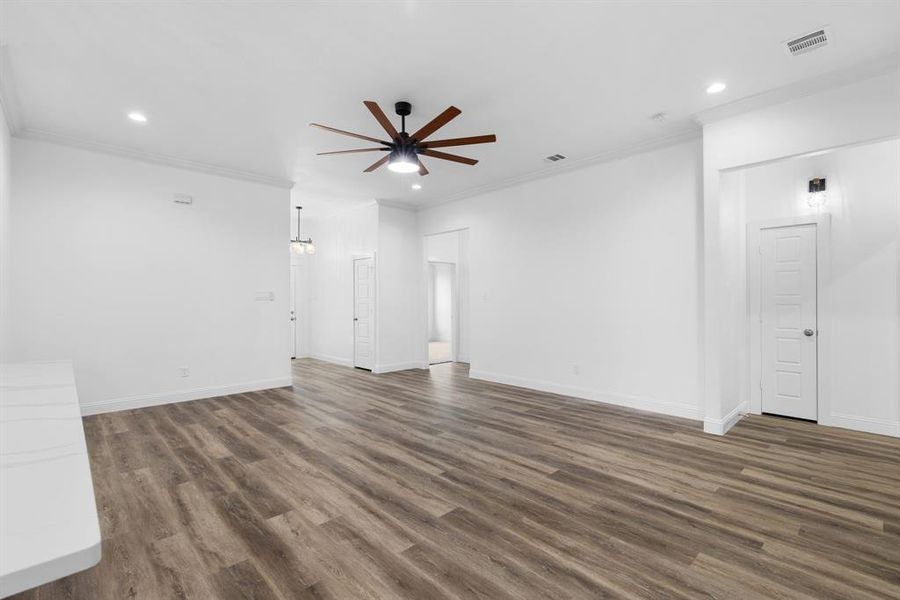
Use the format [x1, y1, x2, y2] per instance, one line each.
[291, 241, 306, 254]
[807, 191, 827, 208]
[388, 149, 419, 173]
[305, 242, 316, 255]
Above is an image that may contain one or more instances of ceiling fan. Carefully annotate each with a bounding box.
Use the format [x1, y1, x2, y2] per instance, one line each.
[310, 101, 496, 176]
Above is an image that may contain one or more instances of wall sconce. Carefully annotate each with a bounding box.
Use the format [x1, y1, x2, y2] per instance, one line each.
[807, 177, 827, 208]
[290, 206, 316, 255]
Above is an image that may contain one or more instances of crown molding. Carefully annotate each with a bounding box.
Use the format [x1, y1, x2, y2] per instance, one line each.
[420, 127, 701, 210]
[16, 128, 295, 189]
[375, 198, 417, 211]
[0, 46, 25, 134]
[693, 53, 900, 126]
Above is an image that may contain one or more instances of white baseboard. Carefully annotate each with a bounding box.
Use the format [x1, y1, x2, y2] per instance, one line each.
[829, 413, 900, 438]
[308, 353, 353, 368]
[468, 369, 701, 421]
[79, 376, 293, 416]
[704, 401, 748, 435]
[373, 361, 429, 374]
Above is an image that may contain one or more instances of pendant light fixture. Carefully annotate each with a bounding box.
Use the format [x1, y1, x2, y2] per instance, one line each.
[807, 177, 827, 208]
[290, 206, 316, 255]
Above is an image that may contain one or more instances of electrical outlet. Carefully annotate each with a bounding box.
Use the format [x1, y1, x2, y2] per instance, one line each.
[178, 367, 190, 378]
[572, 364, 580, 375]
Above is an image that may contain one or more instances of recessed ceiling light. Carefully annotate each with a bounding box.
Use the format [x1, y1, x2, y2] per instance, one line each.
[706, 82, 727, 94]
[127, 112, 148, 123]
[411, 184, 422, 190]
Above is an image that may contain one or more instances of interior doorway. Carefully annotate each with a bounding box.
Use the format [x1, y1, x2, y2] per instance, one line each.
[423, 228, 469, 367]
[427, 262, 456, 365]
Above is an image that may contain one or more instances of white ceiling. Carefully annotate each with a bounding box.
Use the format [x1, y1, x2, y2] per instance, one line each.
[1, 1, 899, 213]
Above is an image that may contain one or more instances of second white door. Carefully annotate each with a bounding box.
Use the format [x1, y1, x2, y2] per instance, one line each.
[760, 224, 818, 420]
[353, 257, 375, 370]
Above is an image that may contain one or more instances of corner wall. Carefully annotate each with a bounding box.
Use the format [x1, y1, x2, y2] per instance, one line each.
[417, 138, 705, 420]
[0, 104, 10, 360]
[376, 204, 425, 373]
[303, 202, 378, 366]
[8, 138, 292, 412]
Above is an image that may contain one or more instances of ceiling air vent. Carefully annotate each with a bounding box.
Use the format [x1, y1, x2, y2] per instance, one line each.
[785, 28, 829, 56]
[544, 154, 567, 163]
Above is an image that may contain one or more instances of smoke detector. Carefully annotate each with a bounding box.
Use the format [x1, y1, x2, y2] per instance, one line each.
[785, 27, 830, 56]
[544, 153, 567, 163]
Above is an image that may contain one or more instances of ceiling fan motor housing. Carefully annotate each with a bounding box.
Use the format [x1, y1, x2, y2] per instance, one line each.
[394, 101, 412, 117]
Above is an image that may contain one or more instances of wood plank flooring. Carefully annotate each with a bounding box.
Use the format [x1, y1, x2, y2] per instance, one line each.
[11, 359, 900, 599]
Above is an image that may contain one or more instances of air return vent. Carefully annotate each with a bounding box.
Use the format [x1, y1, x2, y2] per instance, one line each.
[544, 154, 567, 163]
[786, 28, 829, 56]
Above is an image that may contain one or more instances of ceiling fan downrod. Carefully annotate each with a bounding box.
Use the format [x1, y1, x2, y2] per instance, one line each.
[395, 101, 412, 136]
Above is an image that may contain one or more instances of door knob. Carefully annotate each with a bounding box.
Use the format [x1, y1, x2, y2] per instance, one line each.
[803, 328, 815, 336]
[353, 318, 358, 321]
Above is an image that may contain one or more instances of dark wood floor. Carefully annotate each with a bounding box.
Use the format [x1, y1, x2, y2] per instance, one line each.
[12, 359, 900, 599]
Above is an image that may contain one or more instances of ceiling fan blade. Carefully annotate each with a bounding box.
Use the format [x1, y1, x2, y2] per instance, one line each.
[310, 123, 390, 145]
[410, 106, 461, 142]
[364, 155, 390, 173]
[317, 148, 388, 155]
[363, 101, 399, 140]
[420, 134, 496, 149]
[420, 149, 478, 166]
[417, 158, 429, 176]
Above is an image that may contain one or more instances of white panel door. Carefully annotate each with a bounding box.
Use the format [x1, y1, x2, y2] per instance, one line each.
[353, 257, 375, 370]
[290, 265, 297, 359]
[761, 224, 817, 420]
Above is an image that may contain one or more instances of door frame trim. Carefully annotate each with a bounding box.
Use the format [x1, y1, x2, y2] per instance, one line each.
[747, 214, 832, 424]
[352, 253, 377, 370]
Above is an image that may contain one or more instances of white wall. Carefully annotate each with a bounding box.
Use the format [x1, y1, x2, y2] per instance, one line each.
[0, 105, 11, 361]
[721, 138, 900, 436]
[303, 202, 377, 366]
[8, 139, 291, 412]
[376, 205, 423, 372]
[702, 70, 900, 434]
[417, 139, 704, 419]
[428, 262, 453, 342]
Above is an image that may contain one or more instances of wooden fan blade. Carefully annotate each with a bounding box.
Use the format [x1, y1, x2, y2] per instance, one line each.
[417, 158, 429, 176]
[310, 123, 389, 146]
[317, 148, 388, 155]
[420, 134, 496, 149]
[410, 106, 461, 142]
[363, 101, 399, 140]
[364, 155, 390, 173]
[420, 149, 478, 165]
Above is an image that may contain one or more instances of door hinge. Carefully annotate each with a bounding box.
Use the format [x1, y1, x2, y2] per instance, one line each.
[758, 245, 763, 255]
[759, 379, 763, 390]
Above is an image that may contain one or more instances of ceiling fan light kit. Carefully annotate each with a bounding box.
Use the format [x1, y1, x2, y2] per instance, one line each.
[311, 100, 496, 175]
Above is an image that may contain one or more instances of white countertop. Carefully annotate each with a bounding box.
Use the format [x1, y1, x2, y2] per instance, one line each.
[0, 360, 101, 598]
